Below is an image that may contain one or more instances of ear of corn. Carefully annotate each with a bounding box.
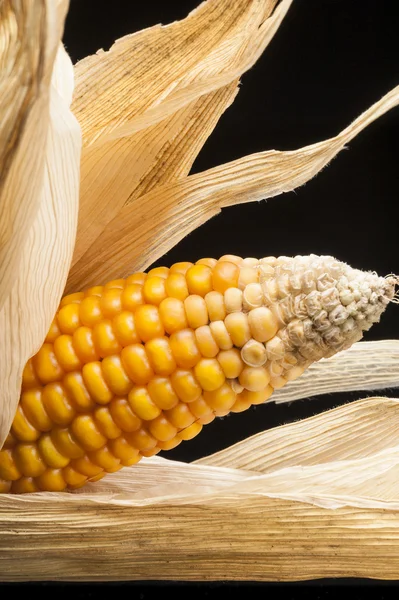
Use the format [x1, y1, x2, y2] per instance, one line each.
[0, 254, 394, 494]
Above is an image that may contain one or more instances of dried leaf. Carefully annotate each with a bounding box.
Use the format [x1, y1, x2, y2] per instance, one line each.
[67, 85, 399, 291]
[69, 0, 293, 273]
[0, 33, 81, 444]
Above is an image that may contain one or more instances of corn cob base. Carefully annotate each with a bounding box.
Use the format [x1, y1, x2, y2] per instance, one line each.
[0, 255, 393, 493]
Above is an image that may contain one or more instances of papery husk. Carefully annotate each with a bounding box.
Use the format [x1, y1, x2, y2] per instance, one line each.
[0, 3, 81, 447]
[67, 82, 399, 291]
[2, 396, 399, 582]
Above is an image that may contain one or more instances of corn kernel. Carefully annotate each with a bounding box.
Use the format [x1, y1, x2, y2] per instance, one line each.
[186, 264, 213, 296]
[157, 438, 182, 451]
[147, 266, 170, 279]
[209, 321, 233, 350]
[143, 276, 167, 305]
[101, 355, 133, 395]
[54, 334, 82, 372]
[169, 329, 201, 368]
[197, 414, 216, 425]
[147, 377, 179, 410]
[121, 344, 154, 385]
[204, 291, 226, 321]
[88, 472, 106, 482]
[57, 303, 81, 334]
[82, 362, 113, 404]
[85, 286, 104, 297]
[242, 257, 259, 267]
[36, 469, 67, 492]
[38, 435, 70, 468]
[134, 304, 164, 342]
[239, 386, 273, 405]
[218, 254, 242, 266]
[159, 297, 188, 333]
[42, 383, 75, 426]
[60, 292, 85, 307]
[121, 284, 144, 312]
[195, 325, 219, 358]
[44, 318, 62, 344]
[70, 455, 103, 477]
[11, 406, 40, 442]
[32, 343, 64, 384]
[238, 266, 259, 289]
[14, 444, 46, 477]
[21, 359, 41, 390]
[165, 403, 195, 429]
[0, 480, 11, 493]
[241, 339, 267, 367]
[149, 415, 177, 442]
[268, 361, 283, 377]
[224, 312, 251, 347]
[126, 272, 146, 285]
[100, 288, 123, 317]
[230, 397, 252, 413]
[169, 261, 193, 275]
[110, 398, 142, 432]
[3, 432, 16, 449]
[265, 336, 285, 360]
[169, 370, 201, 404]
[239, 366, 270, 392]
[125, 428, 157, 452]
[269, 375, 287, 389]
[189, 397, 213, 419]
[63, 466, 88, 488]
[184, 295, 209, 329]
[93, 320, 122, 357]
[89, 446, 121, 473]
[109, 436, 140, 462]
[248, 307, 278, 342]
[194, 358, 225, 392]
[203, 382, 236, 411]
[79, 296, 103, 327]
[11, 478, 38, 494]
[178, 422, 203, 441]
[196, 258, 217, 268]
[94, 407, 122, 439]
[50, 427, 85, 459]
[140, 448, 161, 457]
[73, 327, 100, 363]
[63, 372, 95, 412]
[165, 273, 189, 300]
[71, 415, 107, 451]
[21, 389, 52, 431]
[224, 288, 243, 313]
[145, 337, 176, 375]
[0, 450, 22, 480]
[104, 278, 126, 290]
[212, 261, 240, 293]
[284, 364, 306, 381]
[243, 282, 264, 309]
[113, 311, 140, 346]
[128, 386, 162, 420]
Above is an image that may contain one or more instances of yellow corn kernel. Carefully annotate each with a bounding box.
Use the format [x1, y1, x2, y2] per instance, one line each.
[125, 428, 157, 452]
[121, 454, 142, 467]
[243, 282, 264, 309]
[36, 469, 67, 492]
[169, 329, 201, 368]
[204, 291, 226, 322]
[239, 366, 270, 392]
[270, 375, 287, 389]
[128, 386, 162, 420]
[195, 326, 219, 358]
[185, 264, 213, 297]
[113, 311, 140, 346]
[63, 372, 95, 412]
[57, 303, 81, 334]
[147, 377, 179, 410]
[89, 446, 121, 473]
[21, 389, 52, 431]
[224, 288, 243, 313]
[32, 343, 64, 384]
[104, 278, 126, 290]
[178, 422, 203, 441]
[0, 479, 11, 493]
[165, 403, 195, 429]
[88, 472, 106, 482]
[184, 295, 208, 329]
[79, 296, 103, 327]
[73, 327, 100, 363]
[93, 320, 122, 357]
[196, 258, 217, 268]
[241, 339, 267, 367]
[70, 455, 104, 477]
[157, 438, 182, 451]
[145, 337, 176, 376]
[239, 386, 274, 405]
[190, 397, 213, 419]
[60, 292, 85, 307]
[197, 414, 216, 425]
[209, 321, 233, 350]
[11, 406, 40, 442]
[121, 283, 144, 312]
[126, 272, 146, 285]
[94, 407, 122, 439]
[224, 312, 251, 348]
[238, 265, 259, 289]
[134, 304, 165, 342]
[242, 257, 259, 266]
[50, 427, 85, 458]
[44, 318, 62, 344]
[212, 260, 240, 294]
[0, 450, 22, 480]
[141, 448, 161, 457]
[13, 444, 46, 477]
[268, 361, 283, 377]
[265, 336, 285, 361]
[148, 266, 170, 279]
[109, 436, 140, 463]
[170, 369, 202, 403]
[159, 297, 188, 333]
[82, 362, 113, 404]
[109, 398, 142, 432]
[63, 466, 88, 488]
[71, 415, 107, 451]
[149, 415, 178, 442]
[143, 276, 167, 305]
[169, 261, 193, 275]
[248, 307, 279, 342]
[54, 334, 82, 372]
[101, 355, 133, 396]
[3, 432, 16, 449]
[38, 434, 70, 468]
[203, 382, 236, 412]
[21, 359, 41, 390]
[230, 396, 252, 413]
[85, 285, 104, 297]
[100, 288, 123, 317]
[165, 273, 189, 301]
[219, 254, 243, 265]
[194, 358, 225, 392]
[11, 477, 38, 494]
[121, 344, 154, 385]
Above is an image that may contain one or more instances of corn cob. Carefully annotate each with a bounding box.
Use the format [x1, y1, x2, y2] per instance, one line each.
[0, 255, 395, 494]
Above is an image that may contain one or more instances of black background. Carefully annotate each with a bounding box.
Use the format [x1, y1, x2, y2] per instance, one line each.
[11, 0, 399, 596]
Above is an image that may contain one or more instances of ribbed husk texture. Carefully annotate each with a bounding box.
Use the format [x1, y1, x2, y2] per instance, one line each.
[0, 0, 399, 582]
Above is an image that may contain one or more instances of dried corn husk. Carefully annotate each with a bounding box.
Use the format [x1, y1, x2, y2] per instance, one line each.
[1, 0, 399, 583]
